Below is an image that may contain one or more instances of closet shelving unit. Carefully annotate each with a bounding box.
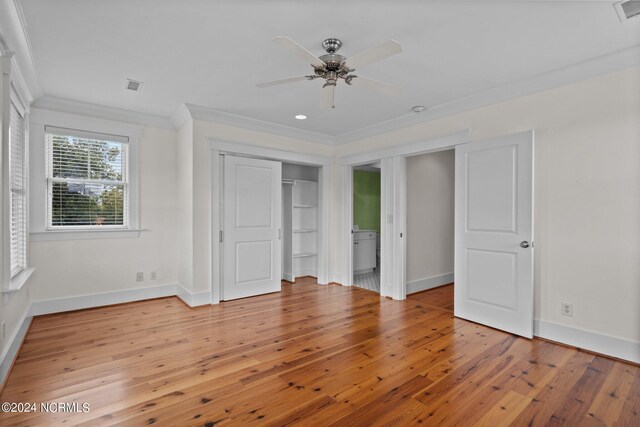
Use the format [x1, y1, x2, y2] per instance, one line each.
[282, 179, 318, 282]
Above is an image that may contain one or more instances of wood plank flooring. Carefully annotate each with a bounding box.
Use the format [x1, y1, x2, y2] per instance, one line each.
[1, 279, 638, 426]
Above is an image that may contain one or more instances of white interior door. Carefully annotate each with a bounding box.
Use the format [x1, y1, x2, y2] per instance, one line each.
[454, 131, 534, 337]
[223, 155, 282, 300]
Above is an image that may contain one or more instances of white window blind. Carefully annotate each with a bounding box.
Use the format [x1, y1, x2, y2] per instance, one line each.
[9, 96, 27, 277]
[45, 126, 129, 229]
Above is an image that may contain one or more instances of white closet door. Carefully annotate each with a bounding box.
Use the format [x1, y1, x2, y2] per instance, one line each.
[455, 131, 534, 338]
[223, 156, 282, 300]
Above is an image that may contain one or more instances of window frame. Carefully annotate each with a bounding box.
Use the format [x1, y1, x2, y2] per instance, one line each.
[45, 126, 130, 231]
[29, 109, 141, 242]
[2, 54, 34, 292]
[9, 88, 28, 277]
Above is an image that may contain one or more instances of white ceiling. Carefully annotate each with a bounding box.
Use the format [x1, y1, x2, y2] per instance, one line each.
[19, 0, 640, 140]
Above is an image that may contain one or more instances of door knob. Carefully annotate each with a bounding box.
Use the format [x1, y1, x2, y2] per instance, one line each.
[520, 241, 530, 248]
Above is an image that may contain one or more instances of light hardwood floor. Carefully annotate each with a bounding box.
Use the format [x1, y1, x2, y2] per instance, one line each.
[1, 279, 638, 426]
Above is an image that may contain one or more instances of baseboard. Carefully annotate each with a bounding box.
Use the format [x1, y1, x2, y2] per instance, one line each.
[2, 283, 211, 388]
[534, 319, 640, 364]
[282, 273, 294, 282]
[0, 306, 32, 390]
[30, 283, 179, 316]
[176, 285, 211, 307]
[293, 270, 317, 279]
[407, 273, 454, 295]
[329, 272, 342, 284]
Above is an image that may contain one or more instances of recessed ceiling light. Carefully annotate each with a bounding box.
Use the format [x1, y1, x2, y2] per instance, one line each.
[295, 114, 307, 120]
[411, 106, 426, 113]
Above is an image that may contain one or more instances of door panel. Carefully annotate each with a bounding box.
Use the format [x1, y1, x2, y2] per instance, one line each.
[236, 241, 273, 283]
[235, 165, 273, 228]
[455, 131, 534, 338]
[466, 145, 517, 232]
[223, 156, 281, 300]
[466, 249, 517, 309]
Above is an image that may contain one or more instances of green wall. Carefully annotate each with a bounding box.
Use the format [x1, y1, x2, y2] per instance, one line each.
[353, 170, 381, 233]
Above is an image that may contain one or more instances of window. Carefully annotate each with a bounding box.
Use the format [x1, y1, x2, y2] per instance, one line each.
[45, 126, 129, 229]
[9, 91, 27, 277]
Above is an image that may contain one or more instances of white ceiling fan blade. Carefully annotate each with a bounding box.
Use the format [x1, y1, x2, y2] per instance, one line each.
[273, 36, 326, 68]
[256, 75, 313, 87]
[347, 75, 402, 96]
[344, 40, 402, 70]
[319, 84, 335, 110]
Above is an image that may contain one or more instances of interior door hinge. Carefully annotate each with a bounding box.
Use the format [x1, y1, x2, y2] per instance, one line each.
[219, 230, 223, 243]
[278, 229, 282, 240]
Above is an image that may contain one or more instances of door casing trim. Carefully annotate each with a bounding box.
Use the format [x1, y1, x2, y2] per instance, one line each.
[210, 140, 331, 304]
[341, 130, 470, 300]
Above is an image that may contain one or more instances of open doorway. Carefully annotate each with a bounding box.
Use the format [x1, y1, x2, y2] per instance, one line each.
[341, 130, 534, 338]
[281, 163, 320, 283]
[405, 149, 455, 307]
[352, 162, 381, 293]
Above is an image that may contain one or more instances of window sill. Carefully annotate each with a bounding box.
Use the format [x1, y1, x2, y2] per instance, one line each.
[30, 229, 144, 241]
[4, 267, 35, 293]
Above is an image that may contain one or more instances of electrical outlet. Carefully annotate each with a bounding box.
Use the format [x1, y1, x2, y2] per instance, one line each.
[561, 302, 573, 317]
[150, 271, 157, 280]
[136, 272, 144, 282]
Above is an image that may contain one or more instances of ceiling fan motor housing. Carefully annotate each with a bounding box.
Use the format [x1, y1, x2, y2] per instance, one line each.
[318, 53, 346, 70]
[318, 38, 350, 77]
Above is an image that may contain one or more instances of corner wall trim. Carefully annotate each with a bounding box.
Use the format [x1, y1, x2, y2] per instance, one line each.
[329, 273, 344, 286]
[30, 283, 179, 316]
[534, 319, 640, 364]
[32, 96, 174, 130]
[407, 273, 454, 295]
[0, 307, 32, 390]
[176, 285, 211, 307]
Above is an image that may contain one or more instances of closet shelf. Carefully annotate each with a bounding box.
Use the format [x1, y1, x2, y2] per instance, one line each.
[293, 252, 317, 258]
[283, 174, 318, 282]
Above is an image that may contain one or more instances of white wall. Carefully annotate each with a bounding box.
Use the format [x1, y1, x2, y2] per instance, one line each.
[27, 116, 179, 300]
[335, 66, 640, 345]
[406, 150, 454, 287]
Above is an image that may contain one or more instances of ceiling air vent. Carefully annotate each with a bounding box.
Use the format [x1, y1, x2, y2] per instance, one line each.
[614, 1, 640, 22]
[125, 79, 143, 92]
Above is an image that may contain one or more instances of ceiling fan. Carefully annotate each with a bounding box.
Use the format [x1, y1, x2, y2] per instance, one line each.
[257, 37, 403, 109]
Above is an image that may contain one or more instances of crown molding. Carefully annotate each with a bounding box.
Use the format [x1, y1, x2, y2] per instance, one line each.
[173, 44, 640, 146]
[1, 52, 32, 107]
[333, 44, 640, 145]
[0, 0, 43, 101]
[180, 103, 335, 145]
[32, 96, 175, 129]
[8, 10, 637, 145]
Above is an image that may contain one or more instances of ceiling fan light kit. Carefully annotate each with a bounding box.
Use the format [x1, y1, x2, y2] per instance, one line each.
[257, 37, 403, 109]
